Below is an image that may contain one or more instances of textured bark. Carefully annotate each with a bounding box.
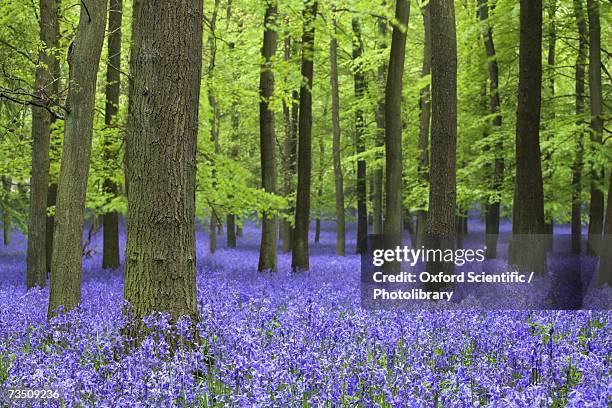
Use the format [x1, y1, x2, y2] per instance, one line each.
[427, 0, 457, 237]
[478, 0, 504, 258]
[372, 10, 387, 236]
[547, 0, 557, 98]
[416, 4, 430, 248]
[572, 0, 587, 254]
[45, 183, 57, 269]
[383, 0, 409, 274]
[123, 0, 202, 326]
[2, 177, 10, 246]
[27, 0, 60, 289]
[586, 0, 604, 254]
[48, 0, 107, 317]
[102, 0, 122, 270]
[292, 0, 318, 272]
[330, 16, 345, 256]
[352, 18, 367, 255]
[258, 1, 278, 272]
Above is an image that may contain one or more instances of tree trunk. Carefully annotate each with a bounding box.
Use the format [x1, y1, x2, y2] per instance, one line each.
[314, 136, 324, 244]
[509, 0, 546, 273]
[416, 3, 430, 248]
[258, 1, 278, 272]
[48, 0, 107, 317]
[123, 0, 202, 329]
[571, 0, 587, 254]
[586, 0, 604, 255]
[102, 0, 122, 270]
[45, 183, 57, 270]
[330, 15, 345, 256]
[383, 0, 410, 274]
[598, 169, 612, 285]
[478, 0, 504, 258]
[427, 0, 457, 279]
[27, 0, 60, 289]
[352, 18, 367, 255]
[292, 0, 317, 272]
[372, 10, 387, 236]
[2, 177, 10, 246]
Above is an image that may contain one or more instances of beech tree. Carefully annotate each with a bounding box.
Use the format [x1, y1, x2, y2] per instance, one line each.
[48, 0, 108, 317]
[123, 0, 202, 326]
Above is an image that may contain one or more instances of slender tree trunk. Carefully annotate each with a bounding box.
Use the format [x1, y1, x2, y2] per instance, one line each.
[123, 0, 202, 329]
[586, 0, 604, 255]
[102, 0, 122, 270]
[547, 0, 557, 99]
[314, 136, 324, 244]
[330, 15, 345, 256]
[292, 0, 318, 272]
[383, 0, 410, 274]
[478, 0, 504, 258]
[509, 0, 546, 273]
[352, 18, 367, 254]
[2, 177, 10, 246]
[416, 3, 430, 248]
[427, 0, 457, 279]
[372, 9, 387, 236]
[598, 169, 612, 285]
[227, 94, 239, 248]
[27, 0, 60, 289]
[258, 1, 278, 272]
[572, 0, 587, 254]
[48, 0, 107, 317]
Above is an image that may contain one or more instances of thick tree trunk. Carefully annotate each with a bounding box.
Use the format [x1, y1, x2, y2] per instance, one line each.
[372, 12, 387, 236]
[509, 0, 546, 273]
[258, 1, 278, 272]
[478, 0, 504, 258]
[102, 0, 122, 270]
[2, 177, 10, 246]
[292, 0, 317, 272]
[27, 0, 60, 289]
[383, 0, 410, 274]
[572, 0, 587, 254]
[427, 0, 457, 279]
[330, 16, 345, 256]
[352, 18, 368, 255]
[416, 3, 430, 248]
[45, 183, 57, 270]
[124, 0, 202, 328]
[48, 0, 107, 317]
[586, 0, 604, 255]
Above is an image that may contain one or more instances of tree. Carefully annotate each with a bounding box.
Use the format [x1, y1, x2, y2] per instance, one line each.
[102, 0, 123, 270]
[598, 170, 611, 285]
[427, 0, 457, 275]
[330, 13, 345, 256]
[478, 0, 504, 258]
[2, 176, 10, 245]
[509, 0, 546, 272]
[26, 0, 59, 289]
[571, 0, 587, 255]
[586, 0, 604, 255]
[352, 18, 367, 255]
[123, 0, 202, 327]
[258, 1, 278, 272]
[372, 12, 387, 237]
[48, 0, 108, 317]
[292, 0, 318, 272]
[383, 0, 410, 273]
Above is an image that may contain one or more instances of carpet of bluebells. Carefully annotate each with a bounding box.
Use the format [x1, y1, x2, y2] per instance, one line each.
[0, 217, 610, 407]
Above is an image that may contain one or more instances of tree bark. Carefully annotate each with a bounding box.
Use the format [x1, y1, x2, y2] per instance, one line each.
[330, 15, 345, 256]
[123, 0, 202, 328]
[372, 10, 387, 236]
[572, 0, 587, 254]
[352, 18, 367, 255]
[292, 0, 318, 272]
[478, 0, 504, 258]
[48, 0, 107, 317]
[45, 183, 57, 269]
[2, 177, 10, 246]
[383, 0, 410, 274]
[416, 3, 430, 248]
[102, 0, 122, 270]
[586, 0, 604, 255]
[258, 1, 278, 272]
[314, 136, 324, 244]
[427, 0, 457, 277]
[598, 169, 612, 285]
[27, 0, 60, 289]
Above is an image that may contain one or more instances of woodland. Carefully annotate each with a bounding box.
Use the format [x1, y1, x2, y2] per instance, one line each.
[0, 0, 610, 406]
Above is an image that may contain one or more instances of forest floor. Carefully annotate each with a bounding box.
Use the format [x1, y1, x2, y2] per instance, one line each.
[0, 215, 610, 407]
